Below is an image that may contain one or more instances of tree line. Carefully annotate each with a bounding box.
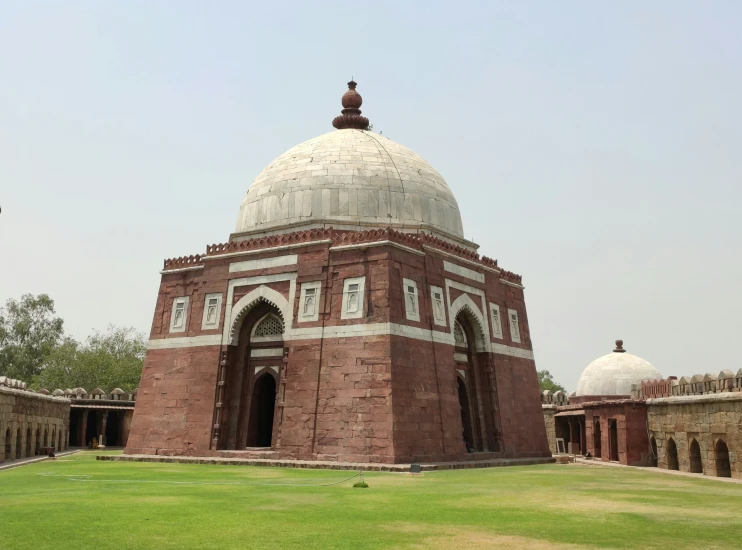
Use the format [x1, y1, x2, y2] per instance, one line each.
[0, 294, 145, 392]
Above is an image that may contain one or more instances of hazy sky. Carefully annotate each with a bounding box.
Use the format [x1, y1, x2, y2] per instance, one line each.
[1, 1, 740, 391]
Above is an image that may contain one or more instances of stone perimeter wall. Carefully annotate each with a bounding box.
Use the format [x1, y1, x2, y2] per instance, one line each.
[647, 393, 741, 479]
[0, 384, 70, 462]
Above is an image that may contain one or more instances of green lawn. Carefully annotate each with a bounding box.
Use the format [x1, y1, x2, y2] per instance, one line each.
[2, 451, 740, 549]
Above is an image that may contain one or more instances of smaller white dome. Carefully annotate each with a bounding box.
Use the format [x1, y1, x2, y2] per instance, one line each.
[575, 340, 662, 397]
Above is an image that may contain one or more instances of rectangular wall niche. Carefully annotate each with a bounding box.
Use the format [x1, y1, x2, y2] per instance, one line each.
[341, 277, 365, 320]
[402, 278, 420, 322]
[201, 293, 223, 329]
[169, 297, 190, 333]
[430, 285, 446, 326]
[489, 303, 503, 339]
[507, 308, 521, 343]
[298, 281, 321, 322]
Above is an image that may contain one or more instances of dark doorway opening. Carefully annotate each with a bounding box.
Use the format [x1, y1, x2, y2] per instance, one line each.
[4, 428, 10, 461]
[593, 420, 602, 458]
[69, 410, 81, 447]
[16, 429, 21, 459]
[715, 440, 731, 478]
[689, 438, 703, 473]
[106, 412, 120, 446]
[457, 377, 474, 451]
[85, 411, 99, 447]
[650, 437, 658, 467]
[25, 428, 31, 457]
[34, 429, 40, 455]
[51, 429, 56, 451]
[608, 419, 619, 461]
[667, 438, 679, 470]
[247, 374, 276, 448]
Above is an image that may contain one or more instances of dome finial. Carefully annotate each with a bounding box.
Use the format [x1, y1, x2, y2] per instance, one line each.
[614, 339, 626, 353]
[332, 80, 370, 130]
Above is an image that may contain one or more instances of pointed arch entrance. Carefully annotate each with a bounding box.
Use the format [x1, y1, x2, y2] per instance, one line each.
[593, 419, 602, 458]
[689, 438, 703, 473]
[715, 440, 731, 478]
[667, 438, 679, 470]
[247, 372, 277, 448]
[220, 298, 285, 451]
[451, 305, 500, 454]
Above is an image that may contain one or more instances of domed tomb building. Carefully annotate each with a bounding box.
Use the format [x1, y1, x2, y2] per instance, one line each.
[125, 82, 551, 464]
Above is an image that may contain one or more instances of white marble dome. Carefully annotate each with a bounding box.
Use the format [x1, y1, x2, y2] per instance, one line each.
[235, 129, 464, 239]
[235, 81, 465, 241]
[575, 340, 662, 397]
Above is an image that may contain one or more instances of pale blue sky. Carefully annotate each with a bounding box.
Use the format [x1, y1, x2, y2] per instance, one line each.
[1, 1, 740, 391]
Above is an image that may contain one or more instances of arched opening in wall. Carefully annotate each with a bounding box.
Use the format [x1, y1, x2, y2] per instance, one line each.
[85, 411, 100, 447]
[593, 419, 602, 458]
[452, 312, 490, 453]
[246, 373, 277, 448]
[106, 412, 120, 446]
[43, 428, 48, 448]
[223, 300, 285, 451]
[34, 428, 40, 455]
[608, 419, 619, 461]
[715, 440, 731, 478]
[667, 438, 679, 470]
[4, 428, 10, 462]
[650, 436, 658, 467]
[51, 429, 56, 451]
[689, 438, 703, 474]
[25, 428, 31, 457]
[457, 376, 474, 451]
[16, 429, 22, 459]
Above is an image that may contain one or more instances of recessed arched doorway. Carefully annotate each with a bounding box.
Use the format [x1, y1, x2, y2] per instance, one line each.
[25, 428, 31, 457]
[220, 299, 285, 451]
[667, 438, 679, 470]
[247, 373, 277, 448]
[457, 376, 474, 451]
[593, 419, 602, 458]
[452, 308, 498, 453]
[689, 438, 703, 474]
[608, 419, 619, 461]
[715, 440, 731, 478]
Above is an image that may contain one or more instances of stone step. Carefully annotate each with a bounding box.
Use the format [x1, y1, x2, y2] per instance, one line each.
[217, 448, 279, 460]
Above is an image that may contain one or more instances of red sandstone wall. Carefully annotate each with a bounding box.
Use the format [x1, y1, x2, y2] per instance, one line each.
[127, 232, 551, 462]
[125, 346, 220, 455]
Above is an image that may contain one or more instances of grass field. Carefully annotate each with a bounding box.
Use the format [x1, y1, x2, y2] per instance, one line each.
[2, 451, 741, 549]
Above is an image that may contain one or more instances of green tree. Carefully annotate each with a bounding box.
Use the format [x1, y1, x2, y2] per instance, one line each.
[537, 369, 566, 392]
[0, 294, 65, 381]
[33, 326, 145, 392]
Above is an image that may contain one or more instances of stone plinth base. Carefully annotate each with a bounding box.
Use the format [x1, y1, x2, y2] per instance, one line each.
[99, 453, 554, 472]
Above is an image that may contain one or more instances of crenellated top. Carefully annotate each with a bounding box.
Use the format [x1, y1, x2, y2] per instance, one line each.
[163, 254, 203, 271]
[162, 227, 523, 283]
[640, 369, 742, 398]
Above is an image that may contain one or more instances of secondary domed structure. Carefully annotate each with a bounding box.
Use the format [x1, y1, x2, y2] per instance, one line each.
[234, 81, 465, 242]
[128, 81, 550, 465]
[575, 340, 662, 397]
